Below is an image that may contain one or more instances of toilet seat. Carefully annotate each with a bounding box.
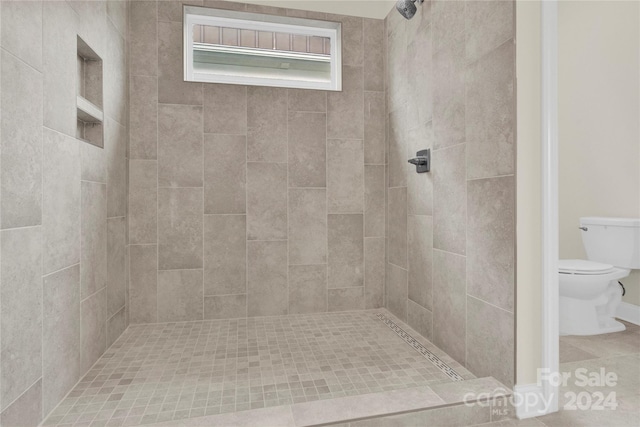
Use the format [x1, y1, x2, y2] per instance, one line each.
[559, 259, 616, 275]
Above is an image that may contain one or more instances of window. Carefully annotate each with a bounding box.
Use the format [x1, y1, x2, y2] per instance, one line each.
[183, 6, 342, 91]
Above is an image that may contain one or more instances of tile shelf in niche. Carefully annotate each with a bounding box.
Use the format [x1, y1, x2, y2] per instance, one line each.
[76, 95, 103, 124]
[76, 35, 104, 148]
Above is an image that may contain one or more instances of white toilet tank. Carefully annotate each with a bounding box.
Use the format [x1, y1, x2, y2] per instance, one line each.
[580, 217, 640, 269]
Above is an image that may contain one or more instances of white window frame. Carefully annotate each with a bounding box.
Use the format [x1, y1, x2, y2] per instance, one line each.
[183, 5, 342, 91]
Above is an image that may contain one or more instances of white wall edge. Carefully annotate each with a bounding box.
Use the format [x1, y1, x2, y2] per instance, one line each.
[617, 301, 640, 326]
[514, 383, 549, 419]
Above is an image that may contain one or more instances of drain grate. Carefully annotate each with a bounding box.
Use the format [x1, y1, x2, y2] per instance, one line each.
[376, 312, 465, 382]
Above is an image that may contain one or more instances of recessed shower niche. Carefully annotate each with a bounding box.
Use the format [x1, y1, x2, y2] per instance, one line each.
[76, 36, 104, 147]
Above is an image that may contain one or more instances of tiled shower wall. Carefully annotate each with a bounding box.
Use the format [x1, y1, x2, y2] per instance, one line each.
[128, 0, 386, 322]
[0, 1, 129, 424]
[384, 0, 516, 387]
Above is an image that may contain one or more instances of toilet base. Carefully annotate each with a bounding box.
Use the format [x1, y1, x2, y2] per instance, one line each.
[560, 281, 626, 336]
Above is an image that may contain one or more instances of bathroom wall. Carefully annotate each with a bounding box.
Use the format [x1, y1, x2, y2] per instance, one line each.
[384, 0, 516, 387]
[128, 0, 386, 322]
[558, 0, 640, 308]
[0, 0, 128, 424]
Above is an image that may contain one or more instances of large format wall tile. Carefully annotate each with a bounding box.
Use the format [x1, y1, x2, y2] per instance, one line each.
[407, 20, 433, 125]
[43, 128, 80, 275]
[158, 270, 204, 322]
[129, 245, 157, 324]
[364, 91, 386, 165]
[387, 187, 407, 269]
[158, 21, 202, 105]
[43, 265, 81, 416]
[327, 139, 364, 213]
[159, 0, 204, 22]
[386, 263, 408, 322]
[431, 0, 465, 54]
[289, 265, 327, 314]
[364, 165, 385, 237]
[107, 217, 127, 317]
[158, 104, 203, 188]
[465, 0, 514, 63]
[388, 106, 408, 188]
[107, 307, 127, 348]
[289, 189, 327, 265]
[129, 160, 158, 244]
[327, 66, 364, 139]
[466, 296, 515, 387]
[247, 162, 287, 240]
[433, 144, 466, 256]
[43, 0, 77, 137]
[466, 41, 515, 179]
[1, 50, 43, 229]
[247, 87, 288, 162]
[363, 19, 385, 92]
[205, 294, 247, 320]
[288, 89, 326, 113]
[204, 84, 247, 134]
[365, 237, 385, 309]
[408, 215, 433, 311]
[130, 75, 158, 159]
[432, 30, 465, 150]
[204, 134, 246, 214]
[467, 176, 515, 312]
[328, 15, 363, 67]
[1, 0, 42, 71]
[104, 21, 127, 125]
[158, 188, 203, 270]
[408, 299, 433, 341]
[407, 122, 433, 216]
[106, 118, 127, 217]
[0, 227, 43, 410]
[328, 214, 364, 288]
[288, 112, 326, 188]
[204, 215, 246, 296]
[248, 241, 288, 316]
[328, 287, 364, 312]
[80, 288, 106, 372]
[81, 182, 107, 299]
[432, 250, 466, 365]
[81, 142, 107, 184]
[130, 1, 158, 77]
[0, 380, 42, 427]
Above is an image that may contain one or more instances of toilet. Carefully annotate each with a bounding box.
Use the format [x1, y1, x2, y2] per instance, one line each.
[559, 217, 640, 336]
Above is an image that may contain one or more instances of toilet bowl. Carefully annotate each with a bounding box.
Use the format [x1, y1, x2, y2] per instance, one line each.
[559, 217, 640, 336]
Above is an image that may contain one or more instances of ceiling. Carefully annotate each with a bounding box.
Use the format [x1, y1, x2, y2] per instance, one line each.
[232, 0, 396, 19]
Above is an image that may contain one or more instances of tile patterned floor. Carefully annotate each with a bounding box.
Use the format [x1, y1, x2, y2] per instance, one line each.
[43, 310, 471, 427]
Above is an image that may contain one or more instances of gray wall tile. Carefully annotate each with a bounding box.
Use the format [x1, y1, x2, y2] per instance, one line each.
[0, 227, 43, 410]
[288, 112, 326, 188]
[158, 104, 203, 188]
[328, 287, 364, 312]
[80, 288, 106, 372]
[107, 306, 127, 348]
[204, 215, 246, 296]
[328, 66, 364, 139]
[130, 1, 158, 77]
[130, 75, 158, 159]
[0, 379, 42, 427]
[43, 265, 81, 416]
[407, 122, 433, 215]
[129, 245, 157, 324]
[43, 128, 80, 275]
[328, 15, 363, 67]
[288, 189, 327, 265]
[365, 165, 385, 237]
[388, 106, 408, 188]
[106, 118, 127, 217]
[204, 84, 247, 134]
[465, 0, 514, 63]
[467, 176, 515, 312]
[433, 250, 466, 365]
[408, 299, 433, 341]
[204, 134, 246, 214]
[288, 89, 326, 112]
[386, 263, 407, 322]
[328, 214, 364, 288]
[327, 139, 364, 213]
[431, 0, 465, 55]
[248, 241, 288, 316]
[81, 142, 107, 184]
[1, 0, 42, 71]
[107, 217, 127, 317]
[363, 19, 385, 91]
[81, 182, 107, 299]
[364, 91, 386, 165]
[1, 50, 43, 229]
[129, 160, 158, 244]
[205, 294, 247, 320]
[247, 87, 288, 162]
[158, 21, 203, 105]
[158, 188, 204, 270]
[289, 265, 327, 314]
[104, 21, 127, 125]
[247, 162, 287, 240]
[387, 187, 407, 268]
[365, 237, 385, 309]
[408, 215, 433, 311]
[433, 144, 466, 255]
[158, 270, 204, 322]
[406, 21, 433, 125]
[466, 41, 515, 179]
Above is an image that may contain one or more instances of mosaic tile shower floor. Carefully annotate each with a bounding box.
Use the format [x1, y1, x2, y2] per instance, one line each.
[43, 310, 473, 427]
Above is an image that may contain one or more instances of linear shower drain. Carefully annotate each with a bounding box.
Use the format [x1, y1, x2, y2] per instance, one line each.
[376, 312, 465, 382]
